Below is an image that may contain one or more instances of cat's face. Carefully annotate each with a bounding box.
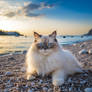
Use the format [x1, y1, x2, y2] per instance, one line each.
[33, 31, 58, 55]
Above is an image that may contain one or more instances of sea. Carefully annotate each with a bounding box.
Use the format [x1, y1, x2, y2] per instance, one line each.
[0, 35, 92, 56]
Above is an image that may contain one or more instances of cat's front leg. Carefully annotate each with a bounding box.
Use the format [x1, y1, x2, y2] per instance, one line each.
[26, 66, 36, 80]
[52, 69, 66, 86]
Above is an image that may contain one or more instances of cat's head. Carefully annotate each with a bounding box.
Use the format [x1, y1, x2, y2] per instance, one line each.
[33, 31, 58, 55]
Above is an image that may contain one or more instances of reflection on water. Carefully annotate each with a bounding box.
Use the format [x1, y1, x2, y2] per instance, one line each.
[0, 35, 92, 55]
[0, 36, 33, 55]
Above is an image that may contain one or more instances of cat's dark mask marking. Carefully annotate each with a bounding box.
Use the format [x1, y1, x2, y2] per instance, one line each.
[36, 42, 55, 50]
[34, 31, 57, 49]
[54, 38, 57, 42]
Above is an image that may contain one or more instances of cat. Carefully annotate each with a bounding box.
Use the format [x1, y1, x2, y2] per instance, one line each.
[25, 31, 82, 86]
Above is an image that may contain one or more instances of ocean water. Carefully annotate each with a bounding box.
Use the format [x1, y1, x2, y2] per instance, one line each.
[0, 35, 92, 55]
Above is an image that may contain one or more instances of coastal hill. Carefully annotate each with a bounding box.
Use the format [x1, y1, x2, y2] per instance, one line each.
[84, 29, 92, 36]
[0, 29, 23, 36]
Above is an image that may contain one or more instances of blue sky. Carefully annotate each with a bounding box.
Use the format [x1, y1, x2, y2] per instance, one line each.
[0, 0, 92, 35]
[31, 0, 92, 21]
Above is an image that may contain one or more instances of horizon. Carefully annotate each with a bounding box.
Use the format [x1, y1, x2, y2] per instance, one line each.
[0, 0, 92, 36]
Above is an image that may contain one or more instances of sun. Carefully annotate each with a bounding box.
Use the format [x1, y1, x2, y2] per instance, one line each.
[0, 19, 17, 31]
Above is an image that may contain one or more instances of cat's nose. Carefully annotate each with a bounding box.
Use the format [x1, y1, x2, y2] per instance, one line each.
[44, 46, 48, 50]
[43, 42, 48, 50]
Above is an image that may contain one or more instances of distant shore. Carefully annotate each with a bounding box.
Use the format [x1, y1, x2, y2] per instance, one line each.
[0, 40, 92, 91]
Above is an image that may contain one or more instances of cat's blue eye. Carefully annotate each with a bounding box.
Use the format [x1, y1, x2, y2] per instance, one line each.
[37, 43, 44, 49]
[48, 43, 54, 48]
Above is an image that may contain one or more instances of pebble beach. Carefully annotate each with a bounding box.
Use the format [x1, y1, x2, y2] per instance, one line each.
[0, 40, 92, 92]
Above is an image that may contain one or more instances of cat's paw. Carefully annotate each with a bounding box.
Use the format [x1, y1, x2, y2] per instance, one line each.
[53, 79, 64, 86]
[27, 75, 35, 80]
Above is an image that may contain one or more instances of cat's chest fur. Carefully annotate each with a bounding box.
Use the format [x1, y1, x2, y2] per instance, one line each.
[30, 50, 63, 76]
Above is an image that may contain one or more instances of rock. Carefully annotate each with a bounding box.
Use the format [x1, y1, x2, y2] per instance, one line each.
[23, 50, 27, 54]
[67, 77, 72, 82]
[84, 29, 92, 36]
[80, 44, 85, 48]
[28, 89, 33, 92]
[85, 88, 92, 92]
[48, 88, 53, 92]
[88, 49, 92, 54]
[38, 80, 43, 84]
[79, 49, 88, 55]
[73, 44, 76, 46]
[8, 57, 15, 60]
[21, 67, 26, 72]
[31, 82, 35, 86]
[63, 36, 66, 38]
[43, 87, 48, 91]
[69, 87, 72, 91]
[4, 89, 9, 92]
[5, 72, 14, 76]
[27, 75, 35, 81]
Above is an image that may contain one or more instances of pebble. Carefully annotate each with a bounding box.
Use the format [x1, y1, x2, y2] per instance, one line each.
[79, 49, 88, 54]
[85, 88, 92, 92]
[80, 44, 85, 48]
[21, 67, 26, 72]
[43, 87, 48, 91]
[5, 72, 13, 76]
[38, 80, 43, 84]
[80, 80, 86, 84]
[73, 44, 76, 46]
[23, 50, 27, 54]
[69, 87, 72, 91]
[31, 82, 35, 86]
[28, 89, 33, 92]
[4, 89, 9, 92]
[8, 57, 15, 60]
[48, 88, 53, 92]
[88, 49, 92, 54]
[67, 78, 72, 82]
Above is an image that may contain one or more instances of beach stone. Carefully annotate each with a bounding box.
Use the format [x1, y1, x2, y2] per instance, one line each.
[73, 44, 76, 46]
[21, 67, 26, 72]
[48, 88, 53, 92]
[79, 49, 88, 55]
[8, 57, 15, 60]
[28, 89, 33, 92]
[85, 88, 92, 92]
[31, 82, 35, 86]
[43, 87, 48, 91]
[5, 72, 14, 76]
[4, 89, 9, 92]
[80, 44, 85, 48]
[23, 50, 27, 54]
[27, 76, 35, 81]
[88, 49, 92, 54]
[38, 79, 43, 84]
[69, 87, 72, 91]
[67, 77, 72, 82]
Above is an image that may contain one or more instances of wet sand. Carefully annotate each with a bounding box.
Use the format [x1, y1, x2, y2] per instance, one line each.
[0, 40, 92, 92]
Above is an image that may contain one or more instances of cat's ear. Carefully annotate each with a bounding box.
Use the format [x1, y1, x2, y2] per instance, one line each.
[34, 32, 42, 39]
[49, 31, 57, 38]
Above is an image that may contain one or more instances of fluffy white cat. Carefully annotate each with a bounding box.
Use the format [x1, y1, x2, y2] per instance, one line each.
[25, 31, 82, 86]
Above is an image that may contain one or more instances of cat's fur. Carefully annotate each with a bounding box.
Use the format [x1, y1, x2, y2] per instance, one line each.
[25, 31, 82, 86]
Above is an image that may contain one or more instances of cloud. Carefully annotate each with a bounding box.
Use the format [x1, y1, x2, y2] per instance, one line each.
[0, 1, 54, 18]
[4, 12, 16, 17]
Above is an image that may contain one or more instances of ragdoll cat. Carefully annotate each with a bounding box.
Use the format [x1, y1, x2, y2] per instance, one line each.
[25, 31, 82, 86]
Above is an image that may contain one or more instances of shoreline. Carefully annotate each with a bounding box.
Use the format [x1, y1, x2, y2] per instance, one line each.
[0, 40, 92, 92]
[0, 39, 92, 57]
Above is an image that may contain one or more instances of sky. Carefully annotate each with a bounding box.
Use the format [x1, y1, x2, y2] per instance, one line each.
[0, 0, 92, 35]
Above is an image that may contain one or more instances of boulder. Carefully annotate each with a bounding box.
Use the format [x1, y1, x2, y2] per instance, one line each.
[79, 49, 88, 55]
